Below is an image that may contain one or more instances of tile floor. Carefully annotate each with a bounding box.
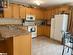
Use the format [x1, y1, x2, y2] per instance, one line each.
[32, 36, 63, 55]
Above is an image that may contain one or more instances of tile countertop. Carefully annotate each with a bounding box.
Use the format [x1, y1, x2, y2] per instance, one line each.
[0, 25, 30, 38]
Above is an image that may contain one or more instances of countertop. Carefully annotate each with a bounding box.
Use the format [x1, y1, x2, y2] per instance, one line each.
[0, 25, 30, 38]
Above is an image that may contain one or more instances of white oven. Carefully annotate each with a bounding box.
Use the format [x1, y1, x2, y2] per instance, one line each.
[28, 26, 37, 38]
[25, 15, 37, 38]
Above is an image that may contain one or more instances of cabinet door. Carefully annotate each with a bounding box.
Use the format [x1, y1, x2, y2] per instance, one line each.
[19, 5, 26, 19]
[26, 8, 44, 20]
[37, 26, 50, 37]
[26, 7, 31, 15]
[30, 8, 36, 18]
[4, 4, 12, 18]
[37, 26, 44, 36]
[43, 26, 50, 37]
[14, 34, 31, 55]
[12, 4, 19, 19]
[34, 8, 44, 20]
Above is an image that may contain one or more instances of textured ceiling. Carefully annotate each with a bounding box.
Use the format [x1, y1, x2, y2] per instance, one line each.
[9, 0, 73, 7]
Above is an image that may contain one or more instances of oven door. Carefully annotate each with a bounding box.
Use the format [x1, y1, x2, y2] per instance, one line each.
[28, 26, 36, 32]
[28, 26, 37, 38]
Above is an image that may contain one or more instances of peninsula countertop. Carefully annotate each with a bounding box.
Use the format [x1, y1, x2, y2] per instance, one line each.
[0, 25, 30, 38]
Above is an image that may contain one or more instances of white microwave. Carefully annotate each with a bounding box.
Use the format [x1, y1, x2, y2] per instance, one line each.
[26, 15, 35, 21]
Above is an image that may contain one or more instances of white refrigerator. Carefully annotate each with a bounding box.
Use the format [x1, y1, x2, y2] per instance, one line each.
[50, 14, 68, 41]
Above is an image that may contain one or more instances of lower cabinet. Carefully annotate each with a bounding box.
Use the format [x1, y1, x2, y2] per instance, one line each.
[5, 33, 32, 55]
[37, 26, 44, 36]
[43, 26, 50, 37]
[37, 26, 50, 37]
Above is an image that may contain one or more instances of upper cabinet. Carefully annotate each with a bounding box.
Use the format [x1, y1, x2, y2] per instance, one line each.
[19, 5, 26, 19]
[4, 4, 26, 19]
[26, 8, 44, 20]
[35, 9, 44, 20]
[4, 4, 20, 19]
[4, 4, 12, 18]
[12, 4, 20, 19]
[26, 7, 31, 15]
[4, 3, 45, 19]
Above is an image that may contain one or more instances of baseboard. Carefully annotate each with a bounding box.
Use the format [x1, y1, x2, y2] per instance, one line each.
[37, 35, 50, 38]
[50, 38, 62, 44]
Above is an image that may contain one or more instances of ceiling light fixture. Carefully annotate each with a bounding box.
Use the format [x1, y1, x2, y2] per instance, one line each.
[33, 0, 43, 6]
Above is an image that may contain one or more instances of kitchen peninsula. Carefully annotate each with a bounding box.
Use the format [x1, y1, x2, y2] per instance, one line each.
[0, 25, 32, 55]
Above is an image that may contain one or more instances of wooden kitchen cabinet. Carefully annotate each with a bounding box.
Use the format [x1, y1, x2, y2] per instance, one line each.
[5, 33, 31, 55]
[13, 34, 31, 55]
[30, 8, 44, 20]
[35, 9, 44, 20]
[43, 26, 50, 37]
[37, 26, 44, 36]
[4, 4, 12, 18]
[4, 4, 20, 19]
[4, 3, 45, 20]
[25, 8, 37, 19]
[37, 26, 50, 37]
[12, 4, 20, 19]
[19, 5, 26, 19]
[26, 8, 44, 20]
[26, 7, 31, 15]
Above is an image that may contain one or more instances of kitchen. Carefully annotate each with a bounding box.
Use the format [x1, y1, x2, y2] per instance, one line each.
[0, 0, 73, 55]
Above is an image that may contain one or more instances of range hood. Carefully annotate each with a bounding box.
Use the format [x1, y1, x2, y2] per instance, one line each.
[0, 18, 22, 25]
